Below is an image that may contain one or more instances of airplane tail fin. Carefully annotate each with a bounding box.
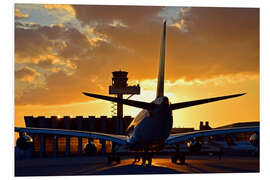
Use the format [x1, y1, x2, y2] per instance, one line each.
[156, 20, 166, 98]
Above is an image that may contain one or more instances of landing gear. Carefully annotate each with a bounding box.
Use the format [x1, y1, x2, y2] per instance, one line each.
[141, 149, 152, 166]
[133, 153, 140, 163]
[171, 144, 186, 164]
[142, 154, 152, 166]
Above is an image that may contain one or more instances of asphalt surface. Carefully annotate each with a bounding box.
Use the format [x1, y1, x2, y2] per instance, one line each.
[15, 155, 259, 176]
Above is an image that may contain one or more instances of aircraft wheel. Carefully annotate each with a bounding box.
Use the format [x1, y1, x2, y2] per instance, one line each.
[135, 154, 140, 162]
[142, 155, 146, 166]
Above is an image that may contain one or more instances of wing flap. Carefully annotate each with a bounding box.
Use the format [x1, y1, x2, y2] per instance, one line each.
[166, 126, 259, 145]
[15, 127, 128, 145]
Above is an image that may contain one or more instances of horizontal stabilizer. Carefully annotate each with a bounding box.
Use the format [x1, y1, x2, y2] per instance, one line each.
[82, 92, 156, 110]
[170, 93, 246, 110]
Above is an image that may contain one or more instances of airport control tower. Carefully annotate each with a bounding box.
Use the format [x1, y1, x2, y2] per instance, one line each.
[109, 71, 140, 133]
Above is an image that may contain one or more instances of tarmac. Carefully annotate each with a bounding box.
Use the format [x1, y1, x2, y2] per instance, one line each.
[15, 155, 259, 176]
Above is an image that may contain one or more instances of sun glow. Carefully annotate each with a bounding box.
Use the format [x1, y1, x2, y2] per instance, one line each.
[14, 5, 259, 137]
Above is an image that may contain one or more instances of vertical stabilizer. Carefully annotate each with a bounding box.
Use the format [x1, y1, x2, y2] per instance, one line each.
[156, 20, 166, 98]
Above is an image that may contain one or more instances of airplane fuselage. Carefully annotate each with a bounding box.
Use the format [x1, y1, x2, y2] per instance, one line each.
[127, 96, 173, 150]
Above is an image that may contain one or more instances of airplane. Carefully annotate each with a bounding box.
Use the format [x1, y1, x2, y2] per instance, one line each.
[15, 20, 259, 166]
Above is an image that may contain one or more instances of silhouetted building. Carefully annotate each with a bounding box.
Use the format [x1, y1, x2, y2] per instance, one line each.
[25, 116, 133, 134]
[199, 121, 212, 130]
[200, 121, 203, 130]
[24, 115, 134, 157]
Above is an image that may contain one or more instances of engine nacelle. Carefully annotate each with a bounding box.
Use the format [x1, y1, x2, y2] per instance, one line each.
[84, 141, 97, 155]
[16, 132, 33, 150]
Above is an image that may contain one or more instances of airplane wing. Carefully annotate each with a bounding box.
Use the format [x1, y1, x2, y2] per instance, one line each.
[166, 126, 259, 145]
[15, 127, 128, 145]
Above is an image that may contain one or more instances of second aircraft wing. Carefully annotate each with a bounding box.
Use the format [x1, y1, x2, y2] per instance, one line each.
[166, 126, 259, 145]
[15, 127, 128, 145]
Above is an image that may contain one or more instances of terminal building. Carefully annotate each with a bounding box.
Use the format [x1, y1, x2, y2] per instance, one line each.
[24, 115, 134, 156]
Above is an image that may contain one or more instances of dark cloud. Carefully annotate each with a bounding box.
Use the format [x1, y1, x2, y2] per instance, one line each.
[57, 28, 90, 59]
[16, 71, 81, 105]
[165, 7, 259, 80]
[92, 7, 259, 80]
[72, 5, 162, 26]
[37, 58, 54, 68]
[15, 25, 53, 62]
[15, 6, 259, 106]
[15, 66, 40, 82]
[15, 22, 93, 66]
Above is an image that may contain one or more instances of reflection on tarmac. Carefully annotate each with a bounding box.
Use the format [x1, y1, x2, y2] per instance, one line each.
[15, 155, 259, 176]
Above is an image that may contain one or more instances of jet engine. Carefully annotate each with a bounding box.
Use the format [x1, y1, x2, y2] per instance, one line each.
[16, 132, 33, 150]
[84, 141, 97, 155]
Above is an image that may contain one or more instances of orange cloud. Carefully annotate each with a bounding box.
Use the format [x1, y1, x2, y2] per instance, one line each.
[14, 6, 259, 106]
[109, 20, 128, 28]
[15, 66, 40, 83]
[72, 5, 161, 26]
[43, 4, 76, 16]
[15, 8, 29, 19]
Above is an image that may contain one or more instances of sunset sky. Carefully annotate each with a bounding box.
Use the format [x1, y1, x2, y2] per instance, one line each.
[14, 4, 259, 130]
